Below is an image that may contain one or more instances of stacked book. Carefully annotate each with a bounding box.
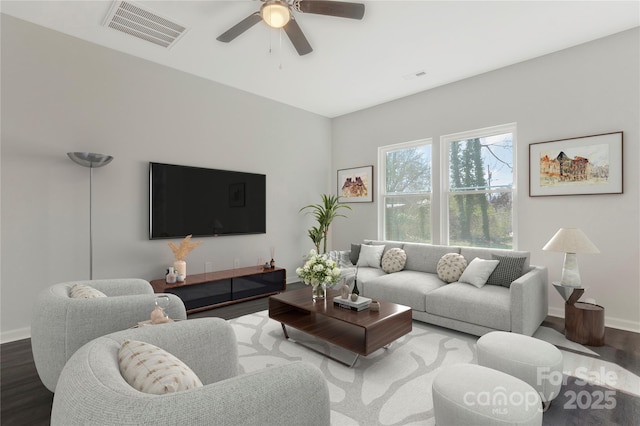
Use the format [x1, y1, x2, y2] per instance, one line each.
[333, 295, 372, 311]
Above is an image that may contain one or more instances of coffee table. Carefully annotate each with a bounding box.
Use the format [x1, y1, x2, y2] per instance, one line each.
[269, 287, 412, 367]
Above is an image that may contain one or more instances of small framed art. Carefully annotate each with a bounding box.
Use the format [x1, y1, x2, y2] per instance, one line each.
[337, 165, 373, 203]
[529, 132, 623, 197]
[228, 183, 245, 207]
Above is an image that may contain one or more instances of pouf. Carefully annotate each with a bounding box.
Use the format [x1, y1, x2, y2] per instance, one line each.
[433, 364, 542, 425]
[477, 331, 563, 406]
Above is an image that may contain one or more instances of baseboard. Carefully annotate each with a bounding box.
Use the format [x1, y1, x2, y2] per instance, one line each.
[548, 306, 565, 320]
[604, 317, 640, 333]
[548, 307, 640, 333]
[1, 326, 31, 344]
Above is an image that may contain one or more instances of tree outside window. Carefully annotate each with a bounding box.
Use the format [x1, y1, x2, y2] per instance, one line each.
[379, 124, 515, 248]
[445, 127, 515, 248]
[380, 141, 432, 243]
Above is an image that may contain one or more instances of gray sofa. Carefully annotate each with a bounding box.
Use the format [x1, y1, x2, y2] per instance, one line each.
[51, 318, 331, 426]
[338, 240, 548, 337]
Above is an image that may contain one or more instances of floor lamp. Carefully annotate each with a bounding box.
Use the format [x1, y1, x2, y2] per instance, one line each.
[67, 152, 114, 280]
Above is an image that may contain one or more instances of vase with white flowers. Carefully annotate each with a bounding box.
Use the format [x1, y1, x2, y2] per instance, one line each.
[296, 249, 342, 301]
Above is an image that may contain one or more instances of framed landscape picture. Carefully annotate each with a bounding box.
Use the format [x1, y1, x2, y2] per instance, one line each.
[529, 132, 623, 197]
[337, 166, 373, 203]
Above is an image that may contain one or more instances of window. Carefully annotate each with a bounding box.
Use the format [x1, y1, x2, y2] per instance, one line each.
[442, 123, 516, 248]
[378, 140, 432, 242]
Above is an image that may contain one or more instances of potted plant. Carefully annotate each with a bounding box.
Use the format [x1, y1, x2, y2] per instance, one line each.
[306, 226, 324, 253]
[299, 194, 351, 254]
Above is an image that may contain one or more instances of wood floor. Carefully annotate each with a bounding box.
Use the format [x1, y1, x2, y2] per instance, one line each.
[1, 282, 638, 426]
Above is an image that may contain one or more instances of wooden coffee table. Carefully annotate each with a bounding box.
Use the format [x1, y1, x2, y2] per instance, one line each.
[269, 287, 412, 367]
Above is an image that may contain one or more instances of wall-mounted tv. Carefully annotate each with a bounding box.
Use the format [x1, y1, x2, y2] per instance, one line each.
[149, 162, 266, 239]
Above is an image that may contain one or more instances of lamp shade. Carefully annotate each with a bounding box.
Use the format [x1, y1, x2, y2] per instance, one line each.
[542, 228, 599, 254]
[67, 152, 113, 168]
[261, 1, 290, 28]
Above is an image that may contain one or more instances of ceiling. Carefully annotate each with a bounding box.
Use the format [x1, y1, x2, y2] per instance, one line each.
[2, 1, 639, 118]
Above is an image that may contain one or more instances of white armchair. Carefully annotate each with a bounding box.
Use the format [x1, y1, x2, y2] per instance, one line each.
[51, 318, 331, 426]
[31, 278, 186, 392]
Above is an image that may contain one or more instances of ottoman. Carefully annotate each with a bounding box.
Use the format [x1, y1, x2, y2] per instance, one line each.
[477, 331, 563, 406]
[433, 364, 542, 425]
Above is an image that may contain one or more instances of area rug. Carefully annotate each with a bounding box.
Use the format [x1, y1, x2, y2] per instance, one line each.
[228, 311, 640, 426]
[533, 326, 599, 356]
[230, 311, 473, 425]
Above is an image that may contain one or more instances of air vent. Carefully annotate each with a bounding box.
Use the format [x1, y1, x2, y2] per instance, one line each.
[103, 1, 188, 49]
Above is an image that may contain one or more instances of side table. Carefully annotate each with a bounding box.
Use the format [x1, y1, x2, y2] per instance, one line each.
[552, 282, 605, 346]
[565, 302, 605, 346]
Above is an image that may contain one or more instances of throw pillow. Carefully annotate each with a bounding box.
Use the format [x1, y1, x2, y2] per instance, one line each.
[349, 243, 362, 265]
[69, 283, 107, 299]
[381, 248, 407, 273]
[327, 250, 352, 269]
[436, 253, 468, 283]
[357, 244, 385, 268]
[486, 255, 527, 288]
[118, 339, 203, 395]
[458, 257, 500, 288]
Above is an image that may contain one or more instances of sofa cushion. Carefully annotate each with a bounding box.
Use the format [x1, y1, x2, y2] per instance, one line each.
[118, 339, 203, 395]
[425, 283, 511, 331]
[436, 253, 468, 283]
[363, 271, 446, 311]
[353, 267, 387, 293]
[460, 247, 530, 271]
[357, 244, 385, 268]
[363, 240, 404, 256]
[69, 284, 107, 299]
[351, 241, 392, 265]
[381, 248, 407, 273]
[327, 250, 353, 269]
[458, 258, 499, 288]
[403, 244, 460, 274]
[486, 254, 527, 288]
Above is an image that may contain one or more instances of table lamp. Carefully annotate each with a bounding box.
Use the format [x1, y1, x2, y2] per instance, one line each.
[543, 228, 599, 287]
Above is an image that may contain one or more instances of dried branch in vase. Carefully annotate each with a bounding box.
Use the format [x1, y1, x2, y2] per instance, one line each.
[168, 235, 203, 260]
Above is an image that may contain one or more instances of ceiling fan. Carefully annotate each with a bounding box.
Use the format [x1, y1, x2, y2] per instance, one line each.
[216, 0, 365, 56]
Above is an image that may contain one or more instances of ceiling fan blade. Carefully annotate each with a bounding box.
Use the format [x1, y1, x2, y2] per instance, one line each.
[216, 12, 262, 43]
[284, 17, 313, 56]
[297, 1, 365, 20]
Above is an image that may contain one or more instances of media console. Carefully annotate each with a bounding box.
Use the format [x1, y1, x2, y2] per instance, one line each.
[151, 266, 286, 313]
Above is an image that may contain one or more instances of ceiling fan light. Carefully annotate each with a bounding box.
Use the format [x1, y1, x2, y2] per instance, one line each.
[261, 1, 290, 28]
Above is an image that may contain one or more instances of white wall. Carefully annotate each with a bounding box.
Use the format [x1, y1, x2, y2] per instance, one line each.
[1, 15, 332, 341]
[2, 16, 638, 341]
[331, 28, 640, 332]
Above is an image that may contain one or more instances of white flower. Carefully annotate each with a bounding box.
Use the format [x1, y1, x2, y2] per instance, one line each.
[296, 250, 342, 286]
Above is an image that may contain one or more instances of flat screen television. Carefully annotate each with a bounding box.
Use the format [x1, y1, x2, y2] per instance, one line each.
[149, 162, 266, 239]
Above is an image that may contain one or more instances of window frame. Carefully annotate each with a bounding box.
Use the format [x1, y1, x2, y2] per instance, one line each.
[440, 123, 518, 248]
[377, 138, 433, 242]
